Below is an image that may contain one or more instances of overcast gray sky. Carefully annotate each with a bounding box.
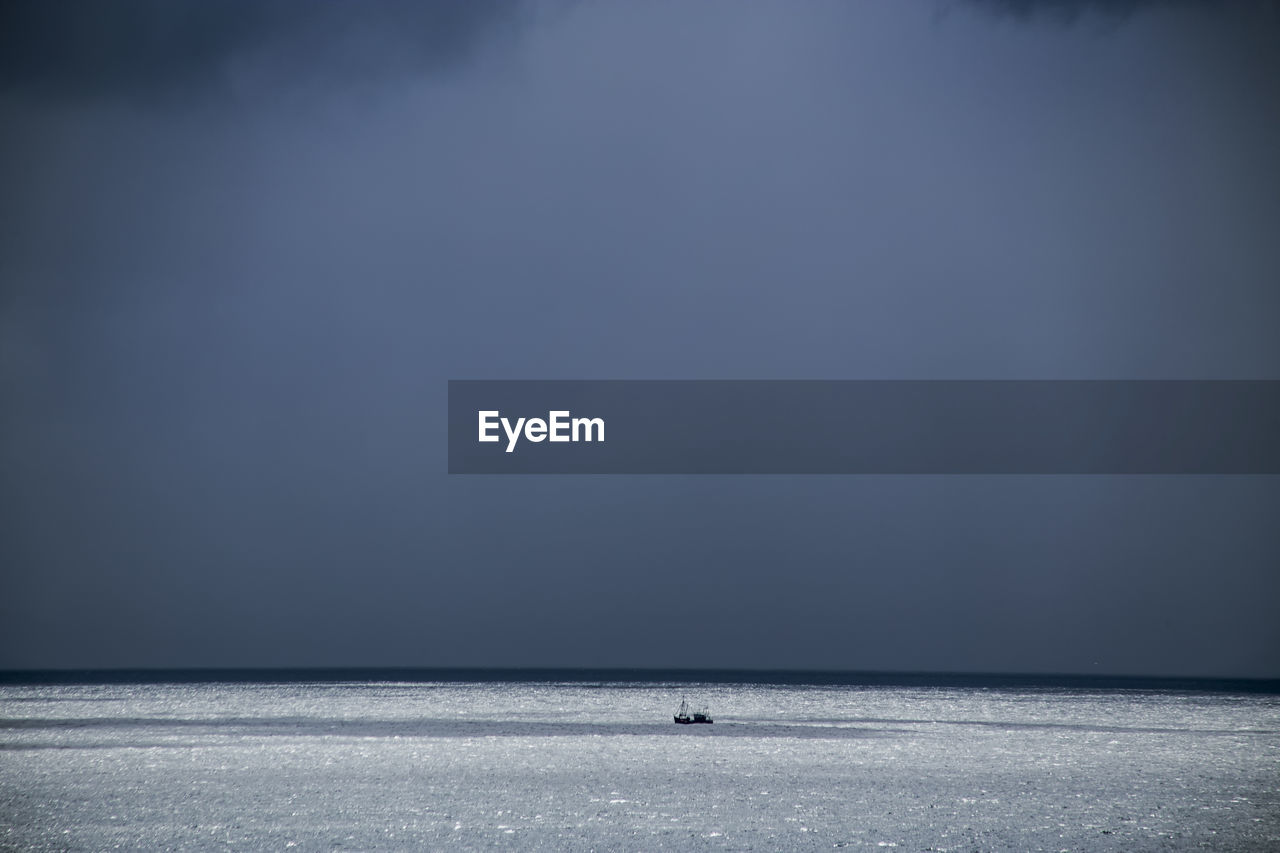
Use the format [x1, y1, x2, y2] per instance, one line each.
[1, 0, 1277, 675]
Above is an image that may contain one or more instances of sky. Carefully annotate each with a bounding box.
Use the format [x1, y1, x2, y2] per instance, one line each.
[1, 0, 1277, 676]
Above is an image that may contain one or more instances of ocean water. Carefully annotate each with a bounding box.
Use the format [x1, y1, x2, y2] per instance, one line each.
[1, 681, 1277, 850]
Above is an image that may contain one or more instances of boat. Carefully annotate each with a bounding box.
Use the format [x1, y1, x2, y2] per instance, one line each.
[673, 697, 713, 724]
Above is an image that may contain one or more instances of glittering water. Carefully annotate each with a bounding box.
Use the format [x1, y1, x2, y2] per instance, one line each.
[2, 682, 1277, 850]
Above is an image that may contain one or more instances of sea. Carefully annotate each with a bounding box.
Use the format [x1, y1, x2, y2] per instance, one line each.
[1, 673, 1277, 851]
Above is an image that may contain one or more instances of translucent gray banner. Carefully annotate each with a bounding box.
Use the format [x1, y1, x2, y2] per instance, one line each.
[447, 381, 1280, 474]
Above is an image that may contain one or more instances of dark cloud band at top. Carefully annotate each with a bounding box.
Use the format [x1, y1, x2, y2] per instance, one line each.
[5, 0, 1275, 104]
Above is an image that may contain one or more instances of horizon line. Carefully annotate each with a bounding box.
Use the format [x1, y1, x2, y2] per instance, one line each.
[1, 667, 1277, 692]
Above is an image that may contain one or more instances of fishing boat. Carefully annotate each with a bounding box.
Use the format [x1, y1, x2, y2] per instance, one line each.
[673, 697, 713, 724]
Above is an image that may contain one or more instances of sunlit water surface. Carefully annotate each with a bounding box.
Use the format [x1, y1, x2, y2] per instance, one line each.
[2, 682, 1277, 850]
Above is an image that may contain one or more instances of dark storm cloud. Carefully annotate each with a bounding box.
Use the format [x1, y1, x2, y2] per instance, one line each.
[1, 2, 1277, 676]
[0, 0, 522, 101]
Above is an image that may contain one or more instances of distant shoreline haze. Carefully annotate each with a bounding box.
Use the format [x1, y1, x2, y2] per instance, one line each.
[2, 668, 1277, 693]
